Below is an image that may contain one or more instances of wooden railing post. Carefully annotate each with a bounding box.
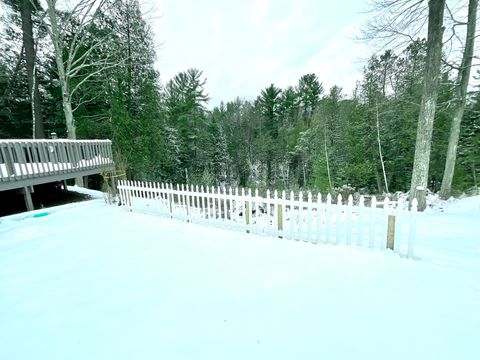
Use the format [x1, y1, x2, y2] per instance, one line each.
[386, 215, 396, 250]
[277, 203, 283, 236]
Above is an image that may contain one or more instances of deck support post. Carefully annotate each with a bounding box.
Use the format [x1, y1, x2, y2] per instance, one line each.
[21, 186, 34, 211]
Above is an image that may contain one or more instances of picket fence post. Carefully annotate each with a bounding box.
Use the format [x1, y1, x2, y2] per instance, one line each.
[254, 188, 259, 234]
[346, 194, 353, 245]
[274, 190, 279, 238]
[223, 187, 228, 224]
[307, 192, 312, 242]
[326, 193, 332, 244]
[369, 196, 377, 248]
[357, 195, 365, 246]
[299, 191, 304, 241]
[335, 194, 342, 245]
[289, 191, 294, 240]
[228, 187, 233, 225]
[279, 190, 286, 238]
[316, 192, 322, 244]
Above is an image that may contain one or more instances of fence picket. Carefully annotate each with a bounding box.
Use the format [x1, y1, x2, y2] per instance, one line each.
[326, 194, 332, 244]
[210, 186, 216, 221]
[204, 186, 210, 220]
[316, 193, 322, 244]
[223, 187, 228, 225]
[126, 180, 132, 211]
[289, 191, 294, 240]
[369, 196, 377, 248]
[357, 196, 364, 246]
[141, 181, 146, 199]
[254, 188, 260, 234]
[170, 183, 175, 214]
[408, 199, 418, 258]
[227, 186, 233, 227]
[235, 187, 240, 227]
[307, 192, 312, 243]
[335, 194, 342, 245]
[160, 183, 165, 215]
[239, 188, 248, 231]
[199, 185, 204, 220]
[187, 184, 192, 222]
[394, 197, 404, 254]
[299, 192, 305, 241]
[247, 188, 253, 233]
[280, 190, 286, 238]
[153, 182, 159, 213]
[274, 190, 279, 238]
[131, 180, 136, 204]
[124, 180, 129, 209]
[347, 195, 353, 245]
[263, 189, 273, 235]
[381, 197, 390, 249]
[215, 186, 220, 224]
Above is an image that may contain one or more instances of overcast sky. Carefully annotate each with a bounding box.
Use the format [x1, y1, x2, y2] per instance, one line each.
[148, 0, 371, 107]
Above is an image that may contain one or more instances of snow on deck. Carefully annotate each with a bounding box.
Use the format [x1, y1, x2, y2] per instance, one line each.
[0, 196, 479, 359]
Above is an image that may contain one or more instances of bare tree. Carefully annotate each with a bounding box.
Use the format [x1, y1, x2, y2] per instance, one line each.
[439, 0, 478, 199]
[360, 0, 429, 50]
[409, 0, 446, 210]
[38, 0, 121, 140]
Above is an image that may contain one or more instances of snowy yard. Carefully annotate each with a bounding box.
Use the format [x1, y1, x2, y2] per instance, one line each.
[0, 190, 479, 359]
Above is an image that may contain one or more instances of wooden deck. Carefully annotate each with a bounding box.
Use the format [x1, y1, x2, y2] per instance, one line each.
[0, 139, 115, 195]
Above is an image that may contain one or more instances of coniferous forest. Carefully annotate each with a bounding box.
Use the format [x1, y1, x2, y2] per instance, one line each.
[1, 0, 479, 201]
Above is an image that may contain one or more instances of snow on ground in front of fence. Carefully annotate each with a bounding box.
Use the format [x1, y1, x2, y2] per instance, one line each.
[0, 194, 479, 360]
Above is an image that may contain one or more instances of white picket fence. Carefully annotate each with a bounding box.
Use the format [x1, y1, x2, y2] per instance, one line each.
[116, 180, 418, 258]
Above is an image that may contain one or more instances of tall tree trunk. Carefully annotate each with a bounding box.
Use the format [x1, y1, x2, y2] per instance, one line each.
[439, 0, 478, 199]
[409, 0, 445, 211]
[376, 101, 389, 194]
[45, 0, 76, 140]
[20, 0, 44, 139]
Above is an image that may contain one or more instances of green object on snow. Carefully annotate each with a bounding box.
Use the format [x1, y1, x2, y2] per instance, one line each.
[32, 212, 50, 218]
[13, 211, 51, 221]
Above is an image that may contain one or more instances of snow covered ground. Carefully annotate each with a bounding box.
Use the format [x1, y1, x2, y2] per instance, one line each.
[0, 191, 479, 359]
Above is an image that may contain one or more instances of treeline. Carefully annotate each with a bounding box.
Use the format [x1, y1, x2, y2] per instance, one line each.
[0, 0, 478, 196]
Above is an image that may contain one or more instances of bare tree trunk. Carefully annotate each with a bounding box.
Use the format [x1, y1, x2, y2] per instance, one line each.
[439, 0, 478, 199]
[376, 102, 389, 194]
[45, 0, 76, 140]
[409, 0, 445, 211]
[20, 0, 44, 138]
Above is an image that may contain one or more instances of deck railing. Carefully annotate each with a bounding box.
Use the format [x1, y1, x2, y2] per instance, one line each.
[0, 139, 114, 190]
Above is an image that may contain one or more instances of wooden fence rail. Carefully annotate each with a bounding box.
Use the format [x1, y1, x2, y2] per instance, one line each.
[117, 180, 418, 258]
